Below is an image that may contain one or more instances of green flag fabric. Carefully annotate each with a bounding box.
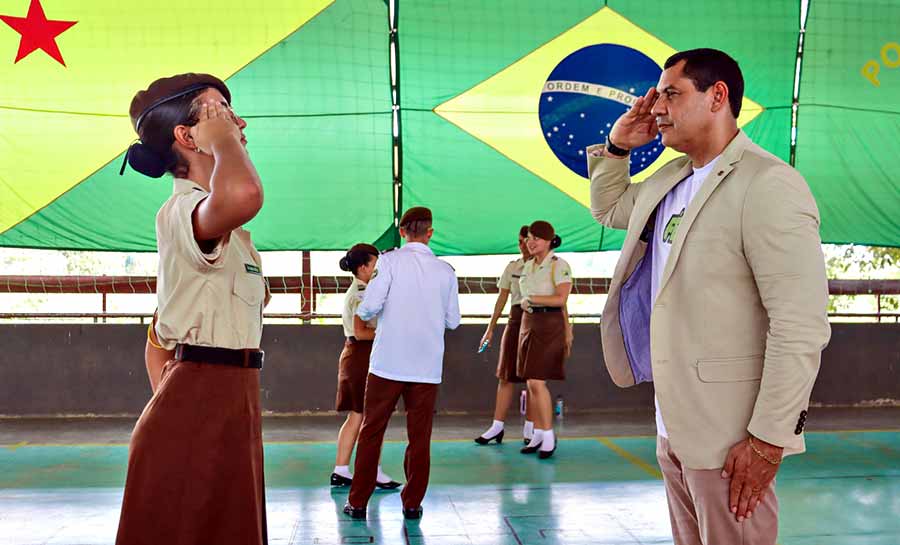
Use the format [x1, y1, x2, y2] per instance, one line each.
[0, 0, 895, 253]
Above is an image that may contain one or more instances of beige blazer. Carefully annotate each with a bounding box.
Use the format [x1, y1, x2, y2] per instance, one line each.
[588, 130, 831, 469]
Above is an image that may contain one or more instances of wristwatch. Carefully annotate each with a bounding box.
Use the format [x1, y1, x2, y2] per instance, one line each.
[605, 135, 631, 157]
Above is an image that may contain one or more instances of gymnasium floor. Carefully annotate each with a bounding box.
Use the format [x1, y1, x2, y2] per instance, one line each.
[1, 409, 898, 545]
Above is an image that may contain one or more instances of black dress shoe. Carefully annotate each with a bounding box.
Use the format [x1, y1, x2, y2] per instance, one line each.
[538, 445, 557, 459]
[343, 502, 366, 519]
[474, 429, 504, 445]
[523, 437, 532, 446]
[331, 473, 352, 487]
[403, 506, 423, 520]
[520, 442, 542, 454]
[376, 479, 402, 490]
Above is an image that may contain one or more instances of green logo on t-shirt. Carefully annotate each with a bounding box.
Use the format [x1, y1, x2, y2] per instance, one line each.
[245, 264, 261, 275]
[662, 208, 685, 244]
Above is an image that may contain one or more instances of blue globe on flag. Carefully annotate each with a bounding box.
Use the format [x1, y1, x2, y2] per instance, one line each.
[540, 43, 664, 178]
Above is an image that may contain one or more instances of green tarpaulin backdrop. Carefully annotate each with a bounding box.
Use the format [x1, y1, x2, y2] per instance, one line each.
[0, 0, 896, 254]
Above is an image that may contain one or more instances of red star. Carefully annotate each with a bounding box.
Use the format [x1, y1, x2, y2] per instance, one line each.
[0, 0, 77, 66]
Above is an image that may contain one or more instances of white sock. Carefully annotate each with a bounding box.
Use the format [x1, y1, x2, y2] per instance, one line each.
[540, 429, 555, 452]
[376, 465, 393, 483]
[334, 465, 352, 479]
[523, 420, 534, 440]
[481, 420, 505, 439]
[526, 429, 544, 448]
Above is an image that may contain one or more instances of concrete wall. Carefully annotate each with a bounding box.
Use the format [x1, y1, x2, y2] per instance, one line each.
[0, 323, 897, 416]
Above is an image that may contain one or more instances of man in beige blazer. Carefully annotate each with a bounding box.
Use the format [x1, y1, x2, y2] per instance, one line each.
[588, 48, 830, 545]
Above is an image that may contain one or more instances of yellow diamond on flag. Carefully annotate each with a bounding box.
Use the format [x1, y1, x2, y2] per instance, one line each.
[434, 7, 763, 208]
[0, 0, 333, 234]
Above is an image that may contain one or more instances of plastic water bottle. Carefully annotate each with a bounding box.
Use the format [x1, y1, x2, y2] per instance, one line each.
[555, 395, 564, 418]
[519, 390, 527, 415]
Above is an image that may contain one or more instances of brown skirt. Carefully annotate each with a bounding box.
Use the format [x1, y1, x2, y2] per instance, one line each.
[495, 305, 525, 383]
[116, 360, 267, 545]
[517, 310, 567, 381]
[336, 338, 372, 413]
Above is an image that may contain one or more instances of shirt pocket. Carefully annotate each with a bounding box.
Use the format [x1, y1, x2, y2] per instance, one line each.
[696, 355, 763, 383]
[233, 271, 264, 306]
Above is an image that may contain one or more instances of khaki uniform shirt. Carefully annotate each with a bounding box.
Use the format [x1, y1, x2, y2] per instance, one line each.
[342, 278, 377, 338]
[498, 258, 526, 306]
[154, 178, 265, 350]
[519, 252, 573, 300]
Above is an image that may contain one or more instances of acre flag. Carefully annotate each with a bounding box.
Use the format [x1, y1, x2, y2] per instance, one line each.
[0, 0, 896, 253]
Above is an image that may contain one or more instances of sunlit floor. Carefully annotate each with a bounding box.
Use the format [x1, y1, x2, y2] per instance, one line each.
[1, 411, 898, 545]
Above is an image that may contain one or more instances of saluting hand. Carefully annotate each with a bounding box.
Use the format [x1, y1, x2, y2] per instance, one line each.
[605, 87, 660, 152]
[190, 100, 242, 155]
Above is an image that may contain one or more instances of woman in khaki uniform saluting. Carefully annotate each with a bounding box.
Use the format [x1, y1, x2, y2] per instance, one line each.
[331, 244, 399, 490]
[518, 220, 573, 460]
[116, 73, 269, 545]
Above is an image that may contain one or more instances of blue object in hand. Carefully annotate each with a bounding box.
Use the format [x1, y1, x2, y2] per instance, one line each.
[478, 339, 490, 353]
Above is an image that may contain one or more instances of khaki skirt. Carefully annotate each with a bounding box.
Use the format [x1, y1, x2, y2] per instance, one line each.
[336, 338, 373, 413]
[495, 305, 525, 383]
[116, 360, 267, 545]
[516, 309, 567, 381]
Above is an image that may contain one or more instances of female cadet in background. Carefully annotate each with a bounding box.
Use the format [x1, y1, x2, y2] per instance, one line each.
[331, 244, 400, 490]
[475, 225, 535, 446]
[517, 220, 573, 460]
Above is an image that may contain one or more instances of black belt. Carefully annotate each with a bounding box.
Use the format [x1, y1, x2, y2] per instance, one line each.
[174, 344, 264, 369]
[530, 306, 562, 313]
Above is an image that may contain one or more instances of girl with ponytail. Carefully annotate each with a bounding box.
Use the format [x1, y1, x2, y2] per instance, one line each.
[331, 244, 400, 490]
[516, 221, 574, 460]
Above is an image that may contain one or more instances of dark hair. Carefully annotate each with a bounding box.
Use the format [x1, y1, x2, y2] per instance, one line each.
[339, 243, 379, 276]
[130, 89, 204, 178]
[402, 219, 432, 238]
[519, 225, 529, 238]
[528, 220, 563, 250]
[664, 48, 744, 118]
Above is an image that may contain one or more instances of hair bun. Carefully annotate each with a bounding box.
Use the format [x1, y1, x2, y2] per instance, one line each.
[551, 235, 562, 249]
[338, 256, 351, 272]
[125, 143, 169, 178]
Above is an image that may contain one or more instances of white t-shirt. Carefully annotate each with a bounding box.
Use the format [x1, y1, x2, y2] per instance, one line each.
[651, 155, 721, 438]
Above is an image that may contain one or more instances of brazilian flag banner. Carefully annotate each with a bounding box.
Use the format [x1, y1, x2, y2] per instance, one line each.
[400, 0, 794, 254]
[0, 0, 896, 254]
[795, 0, 899, 248]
